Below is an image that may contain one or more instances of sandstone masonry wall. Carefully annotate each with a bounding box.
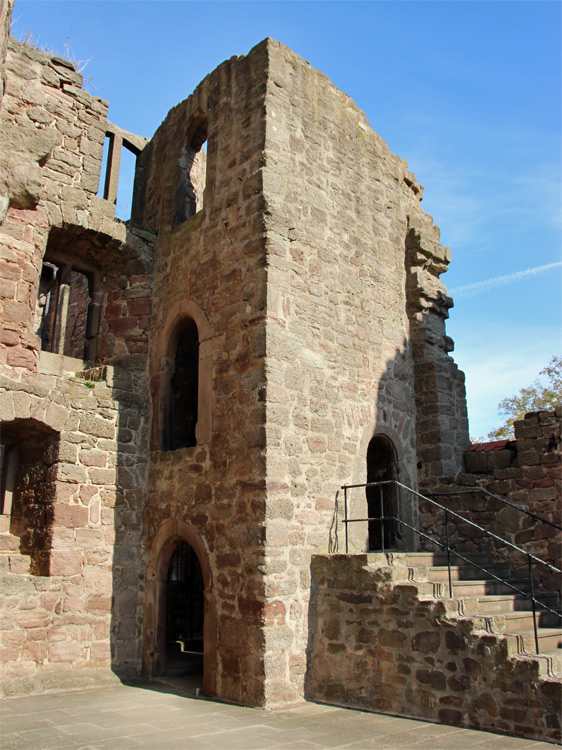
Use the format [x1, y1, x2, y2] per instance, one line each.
[0, 20, 153, 695]
[138, 41, 270, 706]
[420, 409, 561, 590]
[1, 29, 471, 709]
[258, 40, 469, 704]
[308, 554, 561, 744]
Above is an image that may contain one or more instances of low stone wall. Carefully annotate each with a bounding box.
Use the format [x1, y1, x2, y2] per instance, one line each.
[307, 554, 561, 744]
[420, 410, 561, 590]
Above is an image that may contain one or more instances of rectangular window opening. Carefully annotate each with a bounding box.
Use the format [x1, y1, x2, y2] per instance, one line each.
[116, 143, 138, 221]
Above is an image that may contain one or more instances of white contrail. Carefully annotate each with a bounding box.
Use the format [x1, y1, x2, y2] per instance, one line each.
[451, 262, 562, 298]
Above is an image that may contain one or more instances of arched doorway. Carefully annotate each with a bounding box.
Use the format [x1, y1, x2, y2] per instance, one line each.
[142, 520, 217, 697]
[366, 435, 398, 550]
[165, 541, 204, 679]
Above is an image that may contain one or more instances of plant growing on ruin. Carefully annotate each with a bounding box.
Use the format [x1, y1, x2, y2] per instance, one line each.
[487, 355, 562, 439]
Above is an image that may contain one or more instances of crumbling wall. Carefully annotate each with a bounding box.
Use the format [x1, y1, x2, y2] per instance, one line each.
[257, 39, 469, 704]
[406, 220, 470, 479]
[420, 409, 561, 590]
[0, 0, 13, 113]
[0, 30, 153, 695]
[307, 554, 561, 744]
[1, 31, 470, 707]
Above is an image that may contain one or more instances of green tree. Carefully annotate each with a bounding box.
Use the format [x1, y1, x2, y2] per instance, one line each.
[487, 356, 562, 440]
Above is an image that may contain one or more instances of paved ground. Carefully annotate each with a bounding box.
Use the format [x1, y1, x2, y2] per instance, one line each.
[0, 681, 555, 750]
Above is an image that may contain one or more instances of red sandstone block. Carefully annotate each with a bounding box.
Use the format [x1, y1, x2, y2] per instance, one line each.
[48, 640, 83, 663]
[82, 571, 112, 597]
[14, 610, 50, 629]
[26, 627, 48, 642]
[0, 534, 20, 551]
[22, 640, 47, 661]
[90, 641, 111, 660]
[52, 504, 89, 528]
[75, 528, 103, 548]
[79, 450, 107, 467]
[0, 278, 16, 298]
[86, 597, 111, 613]
[16, 205, 49, 225]
[126, 297, 151, 316]
[0, 329, 19, 346]
[110, 317, 137, 336]
[0, 646, 19, 661]
[8, 555, 30, 574]
[6, 347, 35, 370]
[308, 436, 327, 452]
[1, 262, 22, 281]
[49, 550, 82, 576]
[80, 486, 98, 504]
[264, 599, 286, 625]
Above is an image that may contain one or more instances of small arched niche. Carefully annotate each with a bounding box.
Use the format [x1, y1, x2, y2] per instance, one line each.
[366, 434, 399, 551]
[174, 117, 208, 227]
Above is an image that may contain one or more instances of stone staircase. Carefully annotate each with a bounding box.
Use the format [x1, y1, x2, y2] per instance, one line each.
[386, 551, 562, 678]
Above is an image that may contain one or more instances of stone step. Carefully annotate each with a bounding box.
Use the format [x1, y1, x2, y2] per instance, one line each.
[532, 647, 562, 678]
[470, 624, 562, 658]
[451, 578, 533, 597]
[468, 591, 560, 615]
[406, 577, 534, 600]
[517, 628, 562, 652]
[499, 610, 562, 633]
[389, 551, 489, 568]
[417, 563, 512, 583]
[459, 591, 560, 616]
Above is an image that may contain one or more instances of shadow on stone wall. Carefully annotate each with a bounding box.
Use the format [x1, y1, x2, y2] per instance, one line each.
[327, 341, 419, 556]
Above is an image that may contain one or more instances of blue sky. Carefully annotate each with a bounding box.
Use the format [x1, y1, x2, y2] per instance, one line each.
[11, 0, 562, 438]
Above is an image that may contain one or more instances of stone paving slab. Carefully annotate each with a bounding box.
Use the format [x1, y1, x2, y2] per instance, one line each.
[0, 682, 555, 750]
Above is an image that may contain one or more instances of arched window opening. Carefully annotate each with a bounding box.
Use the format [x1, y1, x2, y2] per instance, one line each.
[165, 541, 204, 680]
[174, 119, 208, 227]
[36, 258, 97, 362]
[366, 435, 399, 551]
[166, 319, 199, 450]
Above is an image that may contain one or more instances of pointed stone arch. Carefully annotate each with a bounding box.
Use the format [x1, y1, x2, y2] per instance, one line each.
[150, 299, 213, 450]
[143, 519, 217, 696]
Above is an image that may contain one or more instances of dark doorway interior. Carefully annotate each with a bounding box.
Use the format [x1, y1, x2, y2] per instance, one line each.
[165, 541, 204, 679]
[366, 436, 398, 551]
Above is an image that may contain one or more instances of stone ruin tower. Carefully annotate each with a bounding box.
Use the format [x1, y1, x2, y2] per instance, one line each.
[0, 1, 470, 707]
[137, 40, 469, 705]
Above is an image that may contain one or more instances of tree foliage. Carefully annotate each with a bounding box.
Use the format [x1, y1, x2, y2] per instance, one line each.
[487, 356, 562, 440]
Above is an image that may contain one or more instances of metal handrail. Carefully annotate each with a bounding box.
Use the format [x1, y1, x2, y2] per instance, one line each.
[340, 480, 562, 654]
[431, 486, 562, 532]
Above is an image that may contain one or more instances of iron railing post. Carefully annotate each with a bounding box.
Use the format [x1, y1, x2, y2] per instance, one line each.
[380, 484, 385, 554]
[344, 486, 348, 553]
[528, 554, 539, 654]
[338, 480, 561, 631]
[445, 509, 453, 598]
